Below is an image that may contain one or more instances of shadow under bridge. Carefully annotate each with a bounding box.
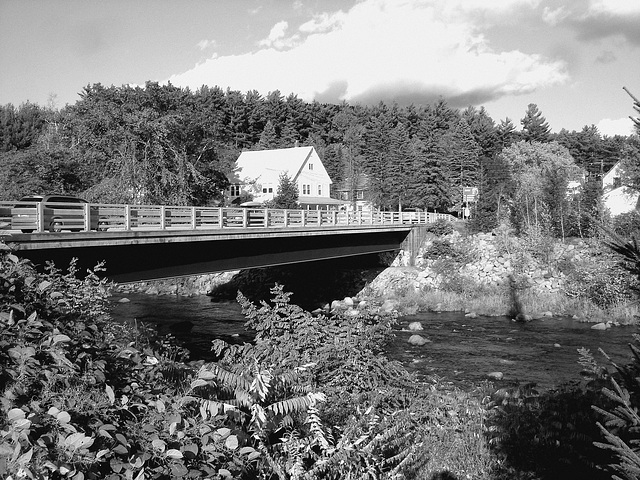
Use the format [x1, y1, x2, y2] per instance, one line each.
[9, 225, 429, 283]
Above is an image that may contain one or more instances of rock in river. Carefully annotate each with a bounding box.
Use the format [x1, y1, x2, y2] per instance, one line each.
[408, 321, 423, 331]
[407, 334, 431, 346]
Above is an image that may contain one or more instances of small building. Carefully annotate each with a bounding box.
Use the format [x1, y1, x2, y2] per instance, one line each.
[229, 146, 345, 210]
[602, 161, 640, 217]
[332, 174, 374, 212]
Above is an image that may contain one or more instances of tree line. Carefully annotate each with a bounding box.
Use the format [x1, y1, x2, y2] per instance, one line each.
[1, 81, 638, 236]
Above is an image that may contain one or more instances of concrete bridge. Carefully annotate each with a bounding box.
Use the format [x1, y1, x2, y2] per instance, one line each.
[0, 202, 449, 282]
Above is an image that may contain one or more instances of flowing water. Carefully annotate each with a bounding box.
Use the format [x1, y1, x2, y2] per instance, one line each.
[111, 293, 637, 390]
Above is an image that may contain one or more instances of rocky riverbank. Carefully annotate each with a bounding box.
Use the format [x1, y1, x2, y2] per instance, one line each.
[114, 230, 639, 324]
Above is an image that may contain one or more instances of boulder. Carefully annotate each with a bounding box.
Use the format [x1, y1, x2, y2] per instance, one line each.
[487, 372, 504, 380]
[380, 299, 399, 313]
[408, 321, 423, 331]
[343, 297, 354, 307]
[514, 313, 532, 322]
[118, 297, 131, 303]
[407, 334, 431, 346]
[591, 322, 608, 330]
[465, 312, 478, 318]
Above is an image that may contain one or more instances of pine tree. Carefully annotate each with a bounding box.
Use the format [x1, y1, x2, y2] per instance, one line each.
[406, 136, 449, 211]
[269, 172, 299, 209]
[470, 154, 513, 232]
[497, 117, 519, 150]
[521, 103, 551, 143]
[438, 119, 481, 208]
[279, 117, 298, 148]
[623, 86, 640, 135]
[257, 120, 278, 150]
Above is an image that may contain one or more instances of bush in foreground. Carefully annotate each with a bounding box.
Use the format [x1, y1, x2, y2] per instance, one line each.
[0, 246, 494, 479]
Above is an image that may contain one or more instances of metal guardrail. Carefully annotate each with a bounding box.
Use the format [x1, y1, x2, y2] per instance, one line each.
[0, 201, 454, 234]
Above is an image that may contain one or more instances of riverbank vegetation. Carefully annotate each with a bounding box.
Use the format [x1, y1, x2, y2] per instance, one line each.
[2, 235, 640, 478]
[0, 245, 494, 478]
[365, 220, 640, 325]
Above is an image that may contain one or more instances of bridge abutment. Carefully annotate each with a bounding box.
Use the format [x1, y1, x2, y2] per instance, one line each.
[401, 226, 430, 266]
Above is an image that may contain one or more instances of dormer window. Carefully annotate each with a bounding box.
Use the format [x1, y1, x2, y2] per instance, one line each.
[309, 163, 313, 170]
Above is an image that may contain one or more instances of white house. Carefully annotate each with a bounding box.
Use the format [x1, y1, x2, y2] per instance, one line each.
[602, 161, 640, 217]
[229, 146, 345, 209]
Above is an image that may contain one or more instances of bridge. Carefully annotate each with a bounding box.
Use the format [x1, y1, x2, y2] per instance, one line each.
[0, 201, 450, 283]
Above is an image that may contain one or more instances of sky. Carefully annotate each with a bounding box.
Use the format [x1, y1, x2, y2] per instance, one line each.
[1, 0, 639, 136]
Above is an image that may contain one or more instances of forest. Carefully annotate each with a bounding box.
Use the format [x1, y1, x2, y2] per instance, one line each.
[1, 81, 639, 237]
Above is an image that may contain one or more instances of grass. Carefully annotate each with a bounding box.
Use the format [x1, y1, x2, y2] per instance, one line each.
[414, 380, 496, 479]
[385, 283, 640, 324]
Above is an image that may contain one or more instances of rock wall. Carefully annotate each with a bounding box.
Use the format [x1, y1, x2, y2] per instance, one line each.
[385, 231, 589, 295]
[115, 271, 240, 296]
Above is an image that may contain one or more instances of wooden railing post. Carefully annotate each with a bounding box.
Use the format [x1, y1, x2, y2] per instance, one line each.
[160, 206, 166, 230]
[83, 203, 90, 231]
[284, 209, 289, 227]
[191, 207, 197, 229]
[264, 208, 269, 228]
[242, 208, 248, 228]
[36, 201, 45, 232]
[124, 205, 131, 230]
[218, 208, 224, 228]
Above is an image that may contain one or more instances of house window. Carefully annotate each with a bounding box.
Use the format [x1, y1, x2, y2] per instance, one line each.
[262, 188, 267, 193]
[268, 187, 273, 193]
[356, 190, 364, 200]
[341, 192, 349, 200]
[317, 185, 322, 195]
[230, 184, 241, 196]
[309, 163, 313, 170]
[303, 185, 310, 195]
[613, 177, 622, 188]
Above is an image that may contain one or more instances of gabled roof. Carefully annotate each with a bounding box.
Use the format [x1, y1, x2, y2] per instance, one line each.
[235, 146, 316, 185]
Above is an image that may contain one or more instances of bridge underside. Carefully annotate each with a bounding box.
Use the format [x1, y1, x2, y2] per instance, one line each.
[10, 227, 412, 282]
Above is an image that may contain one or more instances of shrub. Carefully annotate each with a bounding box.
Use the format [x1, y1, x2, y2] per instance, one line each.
[0, 247, 497, 479]
[487, 378, 615, 479]
[612, 210, 640, 240]
[564, 254, 638, 308]
[425, 219, 454, 236]
[423, 238, 473, 264]
[588, 235, 640, 480]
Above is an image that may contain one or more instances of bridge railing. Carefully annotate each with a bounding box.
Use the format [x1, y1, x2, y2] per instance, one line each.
[3, 201, 454, 233]
[0, 201, 15, 230]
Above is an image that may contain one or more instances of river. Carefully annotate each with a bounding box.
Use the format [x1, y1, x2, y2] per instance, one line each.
[110, 292, 637, 390]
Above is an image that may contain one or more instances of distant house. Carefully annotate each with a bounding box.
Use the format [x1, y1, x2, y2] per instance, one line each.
[229, 146, 345, 210]
[332, 174, 374, 212]
[602, 161, 640, 217]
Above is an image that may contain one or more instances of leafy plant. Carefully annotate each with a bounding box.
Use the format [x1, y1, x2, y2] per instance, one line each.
[424, 219, 454, 236]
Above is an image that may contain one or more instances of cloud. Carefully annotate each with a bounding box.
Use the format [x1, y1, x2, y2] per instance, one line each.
[166, 0, 568, 106]
[586, 0, 640, 17]
[552, 0, 640, 44]
[595, 50, 616, 63]
[596, 117, 635, 136]
[257, 21, 300, 49]
[542, 6, 569, 26]
[196, 39, 216, 51]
